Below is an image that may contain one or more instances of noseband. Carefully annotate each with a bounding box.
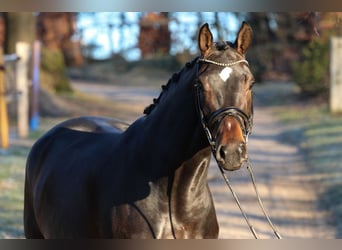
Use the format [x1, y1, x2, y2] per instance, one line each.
[195, 58, 253, 148]
[207, 106, 252, 142]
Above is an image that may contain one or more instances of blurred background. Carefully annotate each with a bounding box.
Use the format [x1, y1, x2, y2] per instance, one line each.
[1, 12, 342, 239]
[2, 12, 339, 98]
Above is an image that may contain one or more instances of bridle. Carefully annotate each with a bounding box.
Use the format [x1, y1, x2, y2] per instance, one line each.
[195, 57, 282, 239]
[195, 57, 253, 148]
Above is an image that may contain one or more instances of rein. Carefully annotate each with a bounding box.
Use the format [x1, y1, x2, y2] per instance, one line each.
[195, 58, 282, 239]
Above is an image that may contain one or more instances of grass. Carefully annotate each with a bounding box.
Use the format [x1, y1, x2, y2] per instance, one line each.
[254, 82, 342, 238]
[301, 113, 342, 237]
[0, 146, 30, 238]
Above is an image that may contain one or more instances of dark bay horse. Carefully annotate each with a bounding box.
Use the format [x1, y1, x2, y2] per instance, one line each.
[24, 22, 255, 238]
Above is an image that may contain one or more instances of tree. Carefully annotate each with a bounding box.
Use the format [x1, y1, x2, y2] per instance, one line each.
[37, 12, 83, 93]
[291, 12, 342, 96]
[244, 13, 329, 83]
[3, 12, 36, 54]
[244, 12, 299, 82]
[138, 12, 171, 58]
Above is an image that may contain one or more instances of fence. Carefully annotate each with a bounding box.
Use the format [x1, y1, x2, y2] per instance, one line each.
[0, 48, 9, 148]
[330, 37, 342, 113]
[0, 41, 40, 149]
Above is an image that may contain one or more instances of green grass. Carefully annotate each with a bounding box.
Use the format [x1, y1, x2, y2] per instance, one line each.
[0, 146, 29, 238]
[0, 122, 47, 239]
[301, 113, 342, 237]
[276, 102, 342, 177]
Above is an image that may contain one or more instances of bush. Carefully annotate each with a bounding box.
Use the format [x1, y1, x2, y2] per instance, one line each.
[40, 46, 73, 93]
[291, 38, 329, 97]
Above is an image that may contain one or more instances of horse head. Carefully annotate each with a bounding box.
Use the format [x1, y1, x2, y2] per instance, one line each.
[196, 22, 254, 171]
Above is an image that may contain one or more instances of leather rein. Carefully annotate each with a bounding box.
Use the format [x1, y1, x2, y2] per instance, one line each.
[195, 58, 282, 239]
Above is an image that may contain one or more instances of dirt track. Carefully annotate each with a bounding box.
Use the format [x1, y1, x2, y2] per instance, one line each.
[73, 81, 336, 239]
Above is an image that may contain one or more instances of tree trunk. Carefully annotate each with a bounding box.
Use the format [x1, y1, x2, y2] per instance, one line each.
[0, 14, 6, 48]
[3, 12, 35, 54]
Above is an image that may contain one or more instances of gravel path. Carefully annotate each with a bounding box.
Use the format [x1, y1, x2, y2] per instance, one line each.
[72, 81, 337, 239]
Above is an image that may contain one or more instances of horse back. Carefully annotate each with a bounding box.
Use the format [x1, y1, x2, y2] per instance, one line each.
[24, 116, 128, 238]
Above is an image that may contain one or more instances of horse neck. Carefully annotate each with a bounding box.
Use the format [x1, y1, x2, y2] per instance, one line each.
[141, 64, 210, 176]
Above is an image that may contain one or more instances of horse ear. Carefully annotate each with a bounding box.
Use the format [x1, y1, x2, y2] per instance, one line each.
[234, 21, 253, 55]
[198, 23, 213, 57]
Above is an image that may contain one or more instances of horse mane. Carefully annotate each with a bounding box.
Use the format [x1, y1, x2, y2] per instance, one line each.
[143, 57, 199, 115]
[143, 42, 233, 115]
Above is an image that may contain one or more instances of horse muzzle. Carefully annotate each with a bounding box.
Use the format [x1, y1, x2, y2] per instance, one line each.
[215, 141, 247, 171]
[213, 115, 248, 171]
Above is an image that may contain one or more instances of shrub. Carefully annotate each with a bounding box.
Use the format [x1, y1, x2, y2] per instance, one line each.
[291, 38, 329, 97]
[40, 47, 73, 93]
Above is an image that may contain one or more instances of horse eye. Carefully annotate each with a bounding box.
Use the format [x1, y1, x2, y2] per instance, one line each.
[241, 75, 251, 89]
[247, 82, 254, 91]
[245, 75, 255, 90]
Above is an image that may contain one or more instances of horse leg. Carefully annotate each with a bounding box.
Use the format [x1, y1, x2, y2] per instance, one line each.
[23, 176, 43, 239]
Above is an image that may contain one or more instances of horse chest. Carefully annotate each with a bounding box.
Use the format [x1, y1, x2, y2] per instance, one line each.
[110, 179, 217, 239]
[110, 182, 174, 238]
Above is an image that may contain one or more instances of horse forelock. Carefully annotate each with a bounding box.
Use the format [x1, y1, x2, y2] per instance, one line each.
[215, 40, 238, 51]
[215, 41, 230, 51]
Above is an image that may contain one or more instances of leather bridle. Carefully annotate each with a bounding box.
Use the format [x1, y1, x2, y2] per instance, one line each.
[195, 57, 253, 149]
[195, 57, 282, 239]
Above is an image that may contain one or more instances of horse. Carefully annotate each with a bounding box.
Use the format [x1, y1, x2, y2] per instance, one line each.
[24, 21, 255, 239]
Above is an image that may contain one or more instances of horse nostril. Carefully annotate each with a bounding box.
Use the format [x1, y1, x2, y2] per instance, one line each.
[215, 145, 228, 164]
[219, 146, 227, 160]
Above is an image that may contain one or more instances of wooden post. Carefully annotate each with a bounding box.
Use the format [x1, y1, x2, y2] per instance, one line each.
[0, 47, 9, 149]
[16, 42, 30, 138]
[30, 40, 41, 131]
[330, 37, 342, 113]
